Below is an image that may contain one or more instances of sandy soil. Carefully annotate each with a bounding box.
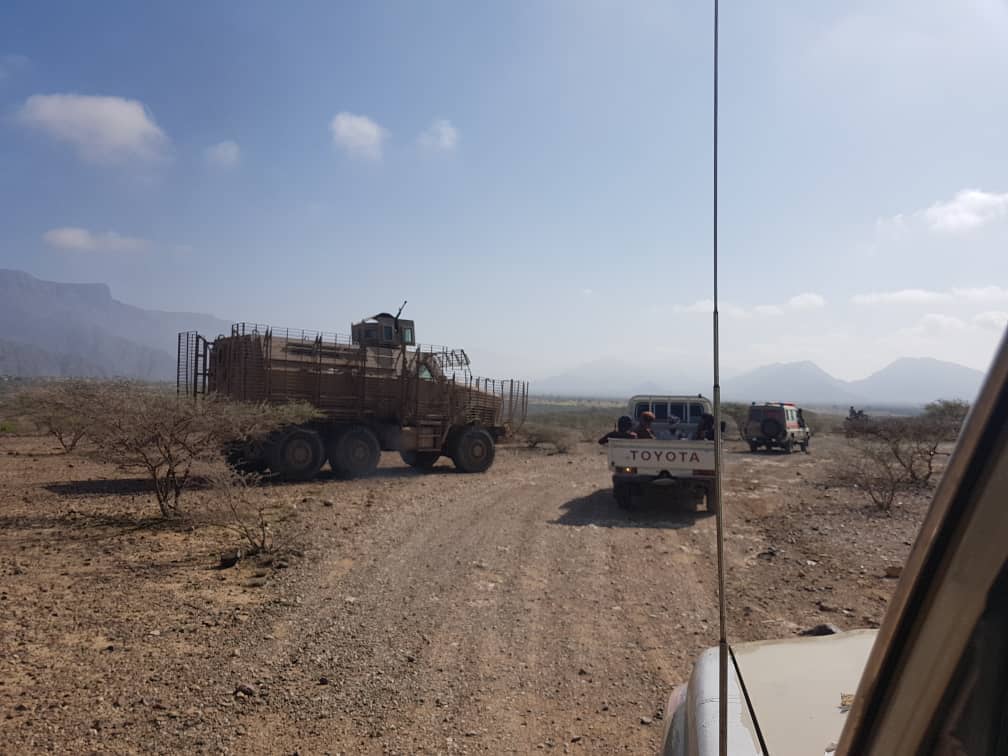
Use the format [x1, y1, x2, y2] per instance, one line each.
[0, 433, 932, 754]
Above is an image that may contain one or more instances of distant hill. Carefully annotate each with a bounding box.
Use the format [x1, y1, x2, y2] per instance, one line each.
[723, 361, 863, 405]
[536, 356, 986, 406]
[849, 357, 984, 404]
[0, 269, 231, 380]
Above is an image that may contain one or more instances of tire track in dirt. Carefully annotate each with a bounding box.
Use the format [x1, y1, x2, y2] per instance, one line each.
[236, 448, 726, 754]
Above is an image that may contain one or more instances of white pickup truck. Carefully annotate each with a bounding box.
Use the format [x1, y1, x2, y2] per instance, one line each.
[607, 438, 717, 511]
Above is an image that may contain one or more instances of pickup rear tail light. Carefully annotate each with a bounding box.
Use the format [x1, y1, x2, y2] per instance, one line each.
[692, 469, 715, 477]
[619, 466, 637, 474]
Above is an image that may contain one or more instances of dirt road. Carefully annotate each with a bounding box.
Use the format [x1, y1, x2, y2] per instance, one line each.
[1, 436, 927, 753]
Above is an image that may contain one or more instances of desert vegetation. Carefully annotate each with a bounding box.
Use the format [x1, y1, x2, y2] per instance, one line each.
[6, 379, 318, 520]
[835, 399, 968, 510]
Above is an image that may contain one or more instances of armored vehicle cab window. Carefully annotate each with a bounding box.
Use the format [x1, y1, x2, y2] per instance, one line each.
[652, 402, 668, 420]
[689, 403, 705, 421]
[402, 327, 414, 345]
[635, 402, 649, 418]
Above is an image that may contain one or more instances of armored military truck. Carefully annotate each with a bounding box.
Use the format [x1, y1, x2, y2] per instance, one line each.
[177, 310, 527, 480]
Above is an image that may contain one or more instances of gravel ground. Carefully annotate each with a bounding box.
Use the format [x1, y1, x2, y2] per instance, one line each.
[0, 433, 932, 753]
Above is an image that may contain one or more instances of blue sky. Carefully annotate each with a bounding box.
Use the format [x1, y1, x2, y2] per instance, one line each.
[1, 0, 1006, 382]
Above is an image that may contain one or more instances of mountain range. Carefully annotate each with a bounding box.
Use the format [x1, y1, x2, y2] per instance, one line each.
[0, 269, 230, 381]
[0, 269, 988, 404]
[532, 357, 986, 406]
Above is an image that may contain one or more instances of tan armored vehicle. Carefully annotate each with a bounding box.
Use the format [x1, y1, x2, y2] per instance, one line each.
[177, 309, 527, 480]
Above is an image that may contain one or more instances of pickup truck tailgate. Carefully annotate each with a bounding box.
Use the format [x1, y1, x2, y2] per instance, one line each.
[607, 439, 716, 473]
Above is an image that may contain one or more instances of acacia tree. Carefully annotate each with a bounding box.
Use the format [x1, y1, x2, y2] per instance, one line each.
[13, 380, 101, 452]
[76, 382, 318, 517]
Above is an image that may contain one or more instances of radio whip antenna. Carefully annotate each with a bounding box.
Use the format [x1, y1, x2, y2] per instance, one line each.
[711, 1, 729, 754]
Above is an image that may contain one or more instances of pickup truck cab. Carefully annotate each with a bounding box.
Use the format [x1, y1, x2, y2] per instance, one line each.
[608, 396, 717, 511]
[628, 395, 712, 440]
[661, 332, 1008, 755]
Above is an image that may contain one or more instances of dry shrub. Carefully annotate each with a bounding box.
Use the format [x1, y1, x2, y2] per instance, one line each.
[834, 440, 906, 511]
[17, 379, 319, 517]
[12, 379, 101, 451]
[521, 423, 576, 453]
[836, 403, 964, 510]
[206, 467, 276, 554]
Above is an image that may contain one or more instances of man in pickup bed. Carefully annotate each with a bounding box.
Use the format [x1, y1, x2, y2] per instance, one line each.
[598, 415, 637, 444]
[693, 412, 716, 440]
[634, 411, 656, 439]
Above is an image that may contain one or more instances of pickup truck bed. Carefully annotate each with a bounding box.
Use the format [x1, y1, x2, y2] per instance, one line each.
[607, 438, 717, 511]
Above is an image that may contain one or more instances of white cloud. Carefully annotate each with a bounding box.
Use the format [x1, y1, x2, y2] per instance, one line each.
[205, 140, 240, 167]
[974, 311, 1008, 332]
[922, 189, 1008, 232]
[852, 288, 951, 305]
[18, 93, 168, 162]
[918, 313, 967, 334]
[853, 286, 1008, 306]
[753, 305, 784, 316]
[951, 286, 1008, 302]
[581, 288, 593, 296]
[418, 118, 458, 151]
[330, 112, 386, 159]
[877, 189, 1008, 237]
[787, 292, 826, 310]
[42, 227, 150, 253]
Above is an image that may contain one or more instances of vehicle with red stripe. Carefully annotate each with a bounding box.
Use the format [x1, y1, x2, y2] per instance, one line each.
[743, 401, 811, 453]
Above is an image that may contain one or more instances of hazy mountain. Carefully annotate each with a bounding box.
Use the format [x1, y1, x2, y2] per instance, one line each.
[537, 356, 986, 406]
[0, 269, 231, 380]
[850, 357, 984, 404]
[532, 358, 710, 399]
[723, 361, 864, 405]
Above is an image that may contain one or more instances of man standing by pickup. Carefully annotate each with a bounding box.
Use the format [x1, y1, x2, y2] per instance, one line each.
[634, 411, 656, 439]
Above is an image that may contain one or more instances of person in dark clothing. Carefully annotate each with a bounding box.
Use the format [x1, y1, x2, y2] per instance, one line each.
[598, 415, 637, 444]
[634, 411, 656, 439]
[693, 412, 716, 440]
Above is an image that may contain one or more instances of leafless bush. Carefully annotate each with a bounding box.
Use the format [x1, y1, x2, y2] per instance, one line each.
[844, 415, 950, 487]
[521, 423, 575, 453]
[834, 440, 907, 511]
[36, 381, 320, 517]
[207, 467, 275, 554]
[12, 380, 101, 451]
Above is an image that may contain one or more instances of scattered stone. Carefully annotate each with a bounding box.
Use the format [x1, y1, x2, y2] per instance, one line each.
[318, 676, 330, 685]
[757, 547, 778, 561]
[218, 551, 242, 570]
[235, 683, 257, 698]
[244, 577, 268, 588]
[817, 601, 838, 613]
[884, 565, 902, 579]
[571, 735, 582, 743]
[322, 499, 335, 507]
[464, 730, 478, 737]
[640, 716, 653, 726]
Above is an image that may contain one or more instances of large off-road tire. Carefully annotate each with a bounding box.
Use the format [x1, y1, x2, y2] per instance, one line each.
[268, 428, 325, 481]
[328, 425, 381, 479]
[800, 438, 809, 454]
[451, 427, 496, 474]
[760, 418, 783, 439]
[400, 450, 440, 469]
